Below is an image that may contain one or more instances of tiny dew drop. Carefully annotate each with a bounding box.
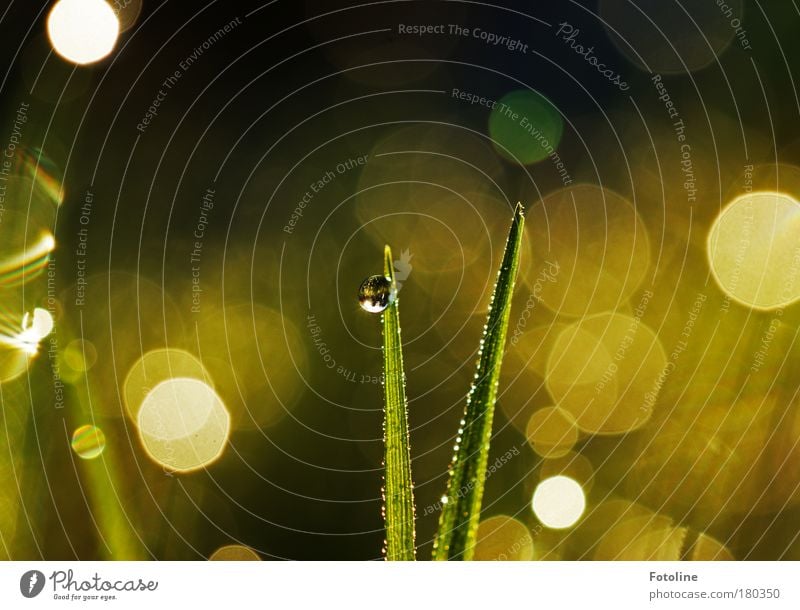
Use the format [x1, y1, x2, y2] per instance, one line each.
[358, 274, 397, 313]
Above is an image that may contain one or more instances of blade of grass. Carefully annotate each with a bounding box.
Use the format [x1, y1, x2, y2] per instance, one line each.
[433, 203, 525, 560]
[381, 244, 416, 560]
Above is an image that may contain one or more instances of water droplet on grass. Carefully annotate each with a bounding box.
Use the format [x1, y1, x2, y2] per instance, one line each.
[358, 274, 396, 313]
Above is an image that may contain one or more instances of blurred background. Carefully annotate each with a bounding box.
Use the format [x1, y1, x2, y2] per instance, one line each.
[1, 0, 800, 560]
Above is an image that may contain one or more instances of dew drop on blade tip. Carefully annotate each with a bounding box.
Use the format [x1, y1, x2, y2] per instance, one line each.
[358, 274, 396, 313]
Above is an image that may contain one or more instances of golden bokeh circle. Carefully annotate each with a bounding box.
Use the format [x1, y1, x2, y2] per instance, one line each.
[473, 515, 534, 561]
[525, 406, 579, 459]
[63, 339, 98, 373]
[594, 514, 684, 560]
[707, 191, 800, 310]
[539, 451, 595, 493]
[137, 378, 231, 473]
[526, 184, 650, 316]
[546, 312, 666, 435]
[123, 348, 213, 423]
[209, 544, 261, 561]
[196, 304, 308, 430]
[690, 534, 734, 561]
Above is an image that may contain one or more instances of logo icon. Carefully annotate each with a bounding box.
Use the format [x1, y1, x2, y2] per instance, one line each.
[20, 570, 45, 598]
[393, 249, 413, 292]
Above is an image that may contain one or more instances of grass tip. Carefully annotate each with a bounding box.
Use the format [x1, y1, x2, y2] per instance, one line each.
[384, 245, 394, 280]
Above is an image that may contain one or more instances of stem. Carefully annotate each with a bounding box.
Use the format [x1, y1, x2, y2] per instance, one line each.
[381, 245, 416, 560]
[433, 203, 525, 560]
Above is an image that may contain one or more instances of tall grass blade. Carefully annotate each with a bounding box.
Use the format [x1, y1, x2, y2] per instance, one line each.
[433, 203, 525, 560]
[381, 244, 416, 560]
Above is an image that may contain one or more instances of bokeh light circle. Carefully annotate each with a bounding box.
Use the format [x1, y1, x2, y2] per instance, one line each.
[690, 534, 734, 561]
[195, 304, 308, 430]
[123, 348, 213, 423]
[532, 475, 586, 529]
[47, 0, 120, 65]
[545, 312, 667, 435]
[62, 339, 98, 374]
[473, 515, 534, 561]
[526, 184, 650, 316]
[137, 378, 231, 473]
[115, 0, 143, 32]
[595, 514, 686, 560]
[707, 191, 800, 310]
[209, 544, 261, 561]
[488, 90, 563, 165]
[539, 451, 595, 493]
[598, 0, 743, 74]
[525, 406, 578, 458]
[71, 425, 106, 460]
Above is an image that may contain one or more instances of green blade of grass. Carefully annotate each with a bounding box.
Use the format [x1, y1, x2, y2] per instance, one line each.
[381, 244, 416, 560]
[433, 203, 525, 561]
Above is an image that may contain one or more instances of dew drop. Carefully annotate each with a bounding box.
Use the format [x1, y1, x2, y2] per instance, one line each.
[358, 274, 396, 313]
